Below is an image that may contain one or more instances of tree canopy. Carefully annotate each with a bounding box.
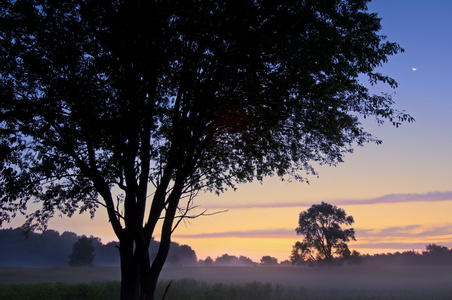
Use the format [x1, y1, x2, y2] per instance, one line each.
[291, 202, 356, 265]
[68, 235, 96, 267]
[0, 0, 412, 299]
[261, 255, 278, 265]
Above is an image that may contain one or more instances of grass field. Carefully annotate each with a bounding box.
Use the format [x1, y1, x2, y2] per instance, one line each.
[1, 265, 452, 299]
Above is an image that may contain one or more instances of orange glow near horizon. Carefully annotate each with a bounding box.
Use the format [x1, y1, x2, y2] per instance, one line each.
[28, 191, 452, 263]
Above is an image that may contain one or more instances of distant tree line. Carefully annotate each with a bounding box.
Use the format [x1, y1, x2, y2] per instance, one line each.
[0, 228, 196, 267]
[198, 254, 280, 266]
[289, 243, 452, 267]
[2, 228, 451, 268]
[360, 244, 452, 266]
[0, 228, 78, 267]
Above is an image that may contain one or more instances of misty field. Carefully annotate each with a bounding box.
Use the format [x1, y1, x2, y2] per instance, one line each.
[1, 265, 452, 299]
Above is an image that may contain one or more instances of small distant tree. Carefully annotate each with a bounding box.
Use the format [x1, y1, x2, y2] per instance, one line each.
[215, 254, 239, 266]
[260, 255, 278, 265]
[422, 244, 452, 264]
[423, 244, 450, 256]
[204, 256, 214, 266]
[68, 235, 95, 267]
[291, 202, 355, 265]
[171, 244, 197, 266]
[279, 260, 292, 266]
[238, 255, 256, 266]
[343, 249, 362, 265]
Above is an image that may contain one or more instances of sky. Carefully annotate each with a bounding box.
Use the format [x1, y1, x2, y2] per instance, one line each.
[7, 0, 452, 263]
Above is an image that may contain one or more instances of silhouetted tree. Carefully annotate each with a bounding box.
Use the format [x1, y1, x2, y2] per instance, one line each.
[280, 260, 292, 266]
[423, 244, 450, 256]
[149, 240, 197, 266]
[342, 249, 362, 265]
[94, 241, 121, 266]
[291, 202, 356, 265]
[0, 1, 412, 299]
[422, 244, 452, 264]
[203, 256, 214, 266]
[171, 244, 197, 266]
[260, 255, 278, 265]
[215, 254, 239, 266]
[69, 235, 95, 267]
[238, 255, 256, 266]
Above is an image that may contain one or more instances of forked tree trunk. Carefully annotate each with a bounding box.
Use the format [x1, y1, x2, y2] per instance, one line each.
[138, 240, 164, 300]
[118, 239, 171, 300]
[119, 237, 140, 300]
[142, 239, 172, 300]
[120, 263, 140, 300]
[118, 214, 178, 299]
[117, 248, 155, 300]
[117, 170, 186, 300]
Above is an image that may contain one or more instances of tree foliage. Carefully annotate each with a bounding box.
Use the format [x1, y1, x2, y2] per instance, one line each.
[68, 235, 95, 267]
[361, 245, 452, 265]
[203, 256, 214, 266]
[214, 254, 240, 266]
[260, 255, 278, 265]
[0, 0, 412, 299]
[424, 243, 450, 257]
[291, 202, 356, 265]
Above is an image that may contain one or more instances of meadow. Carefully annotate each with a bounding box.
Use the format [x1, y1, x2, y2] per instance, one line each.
[1, 265, 451, 299]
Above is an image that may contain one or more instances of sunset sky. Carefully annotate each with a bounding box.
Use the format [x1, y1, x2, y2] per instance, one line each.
[8, 0, 452, 263]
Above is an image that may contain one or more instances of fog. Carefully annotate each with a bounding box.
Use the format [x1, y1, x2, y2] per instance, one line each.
[0, 264, 451, 299]
[1, 228, 452, 298]
[3, 226, 450, 299]
[160, 264, 452, 299]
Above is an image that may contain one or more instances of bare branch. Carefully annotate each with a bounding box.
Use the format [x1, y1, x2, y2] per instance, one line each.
[171, 209, 228, 234]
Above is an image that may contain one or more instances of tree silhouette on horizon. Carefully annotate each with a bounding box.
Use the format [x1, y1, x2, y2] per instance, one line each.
[69, 235, 95, 267]
[291, 202, 356, 265]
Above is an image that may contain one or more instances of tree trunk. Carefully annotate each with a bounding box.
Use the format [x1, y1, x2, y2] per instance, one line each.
[117, 223, 173, 300]
[139, 180, 184, 300]
[117, 169, 186, 300]
[118, 235, 163, 300]
[120, 235, 140, 300]
[140, 268, 158, 300]
[138, 236, 157, 300]
[120, 264, 140, 300]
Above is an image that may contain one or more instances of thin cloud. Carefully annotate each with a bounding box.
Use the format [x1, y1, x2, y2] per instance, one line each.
[357, 224, 452, 239]
[174, 224, 452, 240]
[173, 228, 295, 239]
[201, 191, 452, 209]
[352, 242, 437, 250]
[340, 191, 452, 205]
